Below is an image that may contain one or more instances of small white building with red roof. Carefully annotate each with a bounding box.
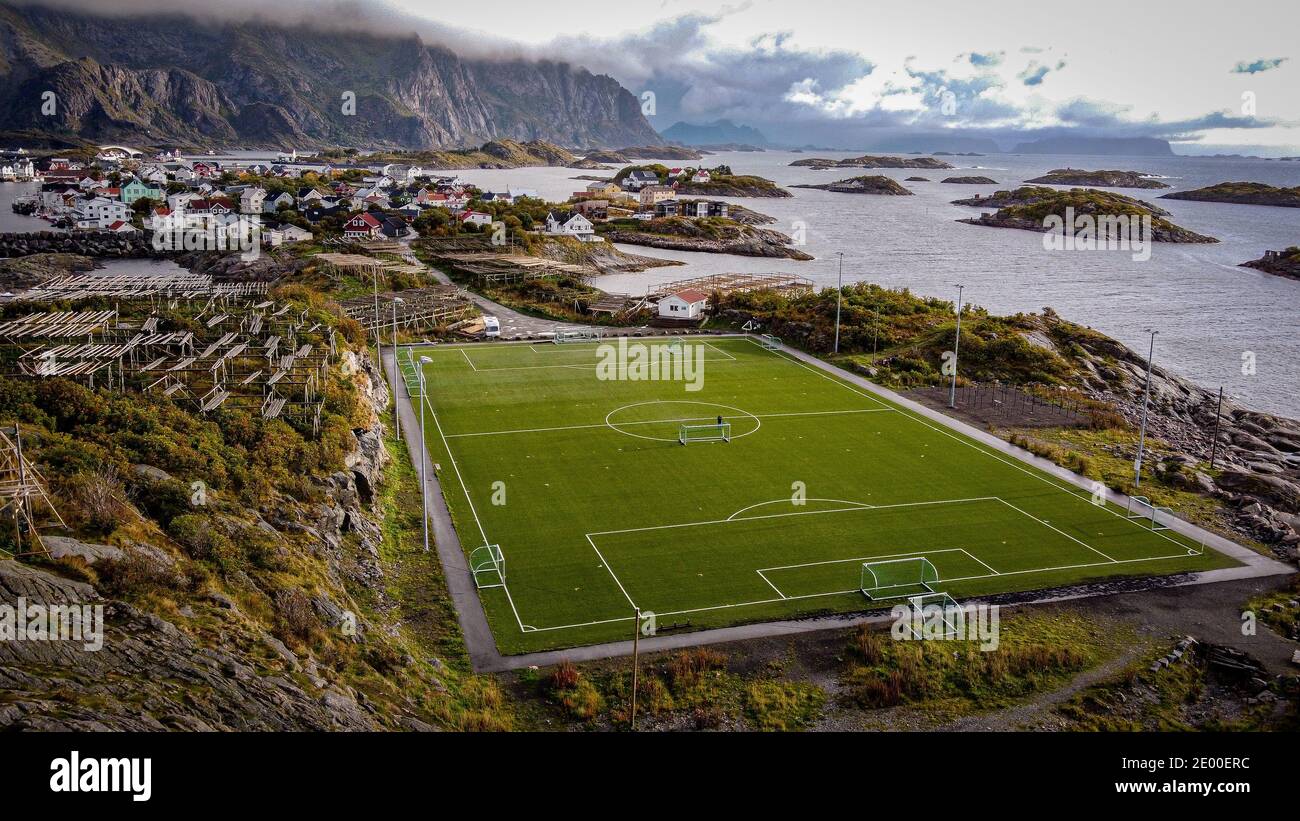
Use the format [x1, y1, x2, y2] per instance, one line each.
[658, 289, 710, 320]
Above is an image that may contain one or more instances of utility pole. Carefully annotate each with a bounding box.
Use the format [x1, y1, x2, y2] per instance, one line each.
[630, 608, 641, 731]
[1134, 329, 1157, 487]
[833, 252, 844, 354]
[872, 301, 879, 365]
[371, 265, 380, 352]
[948, 284, 964, 408]
[391, 297, 404, 438]
[1209, 386, 1224, 469]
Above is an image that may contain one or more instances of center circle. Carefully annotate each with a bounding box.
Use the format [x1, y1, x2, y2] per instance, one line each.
[604, 400, 762, 443]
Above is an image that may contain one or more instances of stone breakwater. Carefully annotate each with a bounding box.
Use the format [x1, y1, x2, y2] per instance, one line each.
[0, 231, 163, 259]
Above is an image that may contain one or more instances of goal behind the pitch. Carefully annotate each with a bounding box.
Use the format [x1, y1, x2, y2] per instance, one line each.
[553, 328, 602, 344]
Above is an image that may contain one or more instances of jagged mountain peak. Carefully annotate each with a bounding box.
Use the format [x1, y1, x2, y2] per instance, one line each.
[0, 1, 662, 150]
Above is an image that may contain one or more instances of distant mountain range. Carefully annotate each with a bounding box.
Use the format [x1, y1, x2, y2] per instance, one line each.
[0, 2, 661, 151]
[1010, 136, 1175, 157]
[660, 120, 770, 147]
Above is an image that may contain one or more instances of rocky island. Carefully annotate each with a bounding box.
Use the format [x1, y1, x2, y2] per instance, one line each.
[356, 139, 599, 170]
[955, 187, 1219, 243]
[678, 174, 791, 198]
[584, 145, 707, 163]
[1241, 247, 1300, 281]
[1160, 182, 1300, 208]
[790, 154, 954, 170]
[614, 164, 792, 198]
[1025, 169, 1170, 189]
[942, 176, 998, 184]
[950, 185, 1170, 213]
[598, 216, 813, 259]
[792, 175, 914, 195]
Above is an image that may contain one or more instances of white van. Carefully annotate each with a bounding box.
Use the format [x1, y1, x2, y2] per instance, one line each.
[482, 316, 501, 338]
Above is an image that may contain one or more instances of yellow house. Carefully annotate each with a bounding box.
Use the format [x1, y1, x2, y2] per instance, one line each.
[639, 185, 677, 207]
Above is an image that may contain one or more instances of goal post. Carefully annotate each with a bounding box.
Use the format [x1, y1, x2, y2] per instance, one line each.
[860, 556, 940, 601]
[759, 333, 781, 350]
[469, 544, 506, 589]
[899, 591, 963, 639]
[679, 422, 731, 445]
[1126, 495, 1171, 531]
[553, 328, 602, 344]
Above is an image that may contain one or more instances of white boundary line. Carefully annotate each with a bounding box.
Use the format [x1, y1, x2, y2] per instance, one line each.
[443, 407, 888, 439]
[451, 337, 740, 373]
[585, 534, 638, 611]
[726, 497, 874, 521]
[414, 337, 1220, 639]
[564, 495, 1194, 632]
[742, 337, 894, 412]
[588, 495, 998, 538]
[426, 403, 534, 632]
[744, 337, 1207, 555]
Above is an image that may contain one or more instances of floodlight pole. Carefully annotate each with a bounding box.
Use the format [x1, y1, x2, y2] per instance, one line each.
[630, 607, 641, 731]
[391, 297, 404, 438]
[1134, 329, 1157, 487]
[948, 284, 964, 409]
[1209, 386, 1224, 469]
[372, 265, 380, 352]
[833, 252, 844, 354]
[418, 356, 432, 553]
[872, 300, 879, 365]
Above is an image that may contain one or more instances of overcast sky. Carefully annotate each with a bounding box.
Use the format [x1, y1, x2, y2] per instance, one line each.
[388, 0, 1298, 153]
[20, 0, 1298, 152]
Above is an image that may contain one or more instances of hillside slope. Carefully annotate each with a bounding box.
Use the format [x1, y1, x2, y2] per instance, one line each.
[0, 2, 660, 150]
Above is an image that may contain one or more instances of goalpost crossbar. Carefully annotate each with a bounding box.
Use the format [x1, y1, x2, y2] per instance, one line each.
[860, 556, 940, 601]
[899, 592, 964, 639]
[679, 422, 731, 445]
[469, 544, 506, 589]
[553, 329, 602, 344]
[1126, 495, 1172, 530]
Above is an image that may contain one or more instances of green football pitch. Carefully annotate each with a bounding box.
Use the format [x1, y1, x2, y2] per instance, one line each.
[401, 336, 1237, 654]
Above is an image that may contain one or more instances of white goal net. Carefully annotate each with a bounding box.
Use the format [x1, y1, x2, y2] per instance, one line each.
[860, 556, 940, 601]
[679, 422, 731, 445]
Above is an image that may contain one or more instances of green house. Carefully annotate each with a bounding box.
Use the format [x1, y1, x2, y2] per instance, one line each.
[120, 179, 163, 204]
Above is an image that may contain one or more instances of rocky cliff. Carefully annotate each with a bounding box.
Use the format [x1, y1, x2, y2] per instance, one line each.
[0, 2, 661, 150]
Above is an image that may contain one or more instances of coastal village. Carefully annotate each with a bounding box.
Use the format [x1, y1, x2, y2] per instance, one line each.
[0, 144, 782, 328]
[1, 145, 733, 251]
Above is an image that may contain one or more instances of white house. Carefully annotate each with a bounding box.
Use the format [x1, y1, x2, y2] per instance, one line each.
[167, 191, 200, 213]
[265, 224, 313, 246]
[544, 210, 596, 240]
[240, 187, 267, 215]
[149, 206, 181, 231]
[622, 169, 659, 191]
[74, 197, 132, 229]
[0, 159, 35, 181]
[459, 210, 494, 228]
[382, 164, 424, 184]
[691, 169, 712, 184]
[104, 220, 139, 234]
[657, 289, 709, 320]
